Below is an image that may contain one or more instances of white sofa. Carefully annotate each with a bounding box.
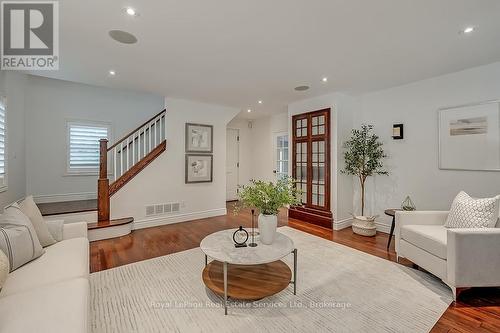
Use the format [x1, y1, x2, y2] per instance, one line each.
[395, 211, 500, 300]
[0, 221, 89, 333]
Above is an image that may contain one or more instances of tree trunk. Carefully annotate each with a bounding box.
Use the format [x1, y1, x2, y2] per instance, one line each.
[360, 178, 365, 216]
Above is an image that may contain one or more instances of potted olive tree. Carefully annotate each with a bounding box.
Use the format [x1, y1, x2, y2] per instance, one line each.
[236, 177, 302, 244]
[341, 124, 388, 236]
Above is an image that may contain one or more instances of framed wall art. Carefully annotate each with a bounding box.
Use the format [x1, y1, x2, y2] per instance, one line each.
[185, 154, 213, 183]
[185, 123, 213, 153]
[438, 100, 500, 171]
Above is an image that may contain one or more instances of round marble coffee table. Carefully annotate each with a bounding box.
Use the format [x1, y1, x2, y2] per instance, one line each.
[200, 229, 297, 315]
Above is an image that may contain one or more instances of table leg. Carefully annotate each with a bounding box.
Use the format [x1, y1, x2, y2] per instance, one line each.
[293, 248, 297, 295]
[205, 254, 208, 267]
[223, 261, 228, 315]
[387, 216, 396, 249]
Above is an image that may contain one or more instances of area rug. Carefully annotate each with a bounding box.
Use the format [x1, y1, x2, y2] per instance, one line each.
[90, 227, 452, 332]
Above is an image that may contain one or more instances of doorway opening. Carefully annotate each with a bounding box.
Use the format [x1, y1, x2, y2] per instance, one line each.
[226, 128, 240, 201]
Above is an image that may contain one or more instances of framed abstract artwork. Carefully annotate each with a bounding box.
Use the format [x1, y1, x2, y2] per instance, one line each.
[185, 123, 213, 153]
[438, 100, 500, 171]
[185, 154, 213, 183]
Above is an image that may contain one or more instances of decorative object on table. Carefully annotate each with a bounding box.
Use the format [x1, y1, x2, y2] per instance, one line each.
[235, 177, 302, 245]
[401, 196, 416, 211]
[438, 100, 500, 171]
[185, 123, 213, 153]
[185, 154, 213, 183]
[341, 124, 388, 236]
[384, 208, 401, 249]
[248, 209, 257, 247]
[232, 226, 248, 248]
[392, 124, 404, 140]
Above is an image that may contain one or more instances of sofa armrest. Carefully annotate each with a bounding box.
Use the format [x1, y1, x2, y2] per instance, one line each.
[62, 222, 88, 240]
[395, 211, 448, 254]
[447, 228, 500, 288]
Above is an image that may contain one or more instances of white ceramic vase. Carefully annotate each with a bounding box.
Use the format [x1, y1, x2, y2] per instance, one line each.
[258, 214, 278, 245]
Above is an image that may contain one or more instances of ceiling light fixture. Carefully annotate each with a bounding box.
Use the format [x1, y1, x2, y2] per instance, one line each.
[461, 26, 475, 34]
[108, 70, 116, 76]
[247, 109, 252, 113]
[258, 100, 263, 104]
[322, 77, 328, 83]
[294, 85, 310, 91]
[125, 7, 137, 16]
[109, 30, 138, 44]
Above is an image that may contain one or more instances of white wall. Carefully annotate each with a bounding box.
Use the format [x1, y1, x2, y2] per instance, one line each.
[111, 97, 239, 228]
[288, 93, 355, 227]
[0, 72, 27, 208]
[356, 62, 500, 229]
[24, 75, 164, 202]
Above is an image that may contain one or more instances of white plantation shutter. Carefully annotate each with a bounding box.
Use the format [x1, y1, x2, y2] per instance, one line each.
[68, 122, 109, 172]
[0, 98, 6, 188]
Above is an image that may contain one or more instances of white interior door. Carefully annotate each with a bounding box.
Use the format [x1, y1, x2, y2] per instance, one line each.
[273, 132, 289, 180]
[226, 128, 239, 201]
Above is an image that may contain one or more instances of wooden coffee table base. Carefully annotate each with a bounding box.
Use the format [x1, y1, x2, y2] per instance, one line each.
[202, 260, 292, 301]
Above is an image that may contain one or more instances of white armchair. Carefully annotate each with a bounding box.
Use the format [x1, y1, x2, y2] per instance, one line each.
[395, 210, 500, 300]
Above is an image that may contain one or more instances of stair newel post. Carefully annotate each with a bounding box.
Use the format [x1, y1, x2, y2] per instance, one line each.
[98, 139, 110, 222]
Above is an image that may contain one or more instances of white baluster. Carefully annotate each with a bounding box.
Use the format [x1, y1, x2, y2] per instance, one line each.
[132, 132, 135, 166]
[154, 118, 157, 147]
[114, 148, 117, 181]
[120, 142, 123, 177]
[149, 122, 152, 153]
[143, 126, 146, 159]
[126, 137, 130, 171]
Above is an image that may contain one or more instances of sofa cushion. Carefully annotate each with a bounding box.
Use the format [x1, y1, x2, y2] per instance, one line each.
[0, 278, 88, 333]
[445, 191, 500, 229]
[0, 205, 45, 272]
[19, 196, 56, 247]
[400, 225, 447, 259]
[0, 237, 88, 297]
[0, 250, 8, 290]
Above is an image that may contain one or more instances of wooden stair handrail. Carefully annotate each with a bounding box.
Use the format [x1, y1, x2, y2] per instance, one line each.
[108, 109, 166, 151]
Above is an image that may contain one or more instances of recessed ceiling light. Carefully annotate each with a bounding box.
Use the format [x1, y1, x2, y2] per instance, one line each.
[258, 100, 263, 104]
[109, 30, 138, 44]
[125, 7, 137, 16]
[247, 109, 252, 113]
[294, 85, 310, 91]
[322, 77, 328, 83]
[108, 70, 116, 76]
[461, 26, 475, 34]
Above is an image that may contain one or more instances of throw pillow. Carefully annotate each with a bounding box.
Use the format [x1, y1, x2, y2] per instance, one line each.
[19, 196, 56, 247]
[0, 205, 45, 272]
[0, 249, 8, 289]
[445, 191, 500, 229]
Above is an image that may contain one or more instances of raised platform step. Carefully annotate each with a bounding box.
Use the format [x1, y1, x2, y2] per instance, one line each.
[87, 217, 134, 230]
[38, 199, 97, 216]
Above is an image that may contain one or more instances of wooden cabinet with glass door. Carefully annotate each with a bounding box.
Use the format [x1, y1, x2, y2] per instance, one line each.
[289, 108, 333, 228]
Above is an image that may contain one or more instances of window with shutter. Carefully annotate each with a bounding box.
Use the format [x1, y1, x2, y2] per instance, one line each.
[67, 121, 110, 174]
[0, 97, 6, 190]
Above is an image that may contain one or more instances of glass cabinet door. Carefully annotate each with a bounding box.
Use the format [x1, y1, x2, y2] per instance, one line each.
[292, 110, 330, 211]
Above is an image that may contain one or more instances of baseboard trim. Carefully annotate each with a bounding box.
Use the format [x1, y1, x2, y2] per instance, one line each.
[333, 218, 352, 230]
[34, 192, 97, 203]
[133, 208, 227, 230]
[333, 218, 390, 234]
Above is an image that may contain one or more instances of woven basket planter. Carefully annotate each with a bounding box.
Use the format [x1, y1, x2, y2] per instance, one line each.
[351, 215, 377, 237]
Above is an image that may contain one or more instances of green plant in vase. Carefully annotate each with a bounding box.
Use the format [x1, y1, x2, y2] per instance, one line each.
[235, 177, 302, 244]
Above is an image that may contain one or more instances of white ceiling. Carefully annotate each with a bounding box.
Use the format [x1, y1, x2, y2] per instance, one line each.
[30, 0, 500, 119]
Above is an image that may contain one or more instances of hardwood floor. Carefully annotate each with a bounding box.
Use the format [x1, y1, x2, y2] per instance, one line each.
[90, 202, 500, 333]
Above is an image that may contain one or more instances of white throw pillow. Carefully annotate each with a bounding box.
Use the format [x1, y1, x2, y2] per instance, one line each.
[0, 249, 8, 289]
[19, 196, 56, 247]
[0, 205, 45, 272]
[46, 220, 64, 242]
[445, 191, 500, 229]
